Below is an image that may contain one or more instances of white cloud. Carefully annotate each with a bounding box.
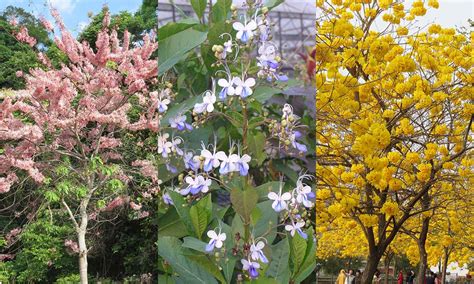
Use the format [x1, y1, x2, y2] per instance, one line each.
[48, 0, 76, 14]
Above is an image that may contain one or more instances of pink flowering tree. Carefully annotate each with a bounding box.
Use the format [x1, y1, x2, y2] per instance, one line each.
[0, 9, 157, 283]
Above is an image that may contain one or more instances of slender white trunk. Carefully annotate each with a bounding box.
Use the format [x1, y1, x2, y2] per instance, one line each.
[78, 190, 91, 284]
[78, 227, 88, 284]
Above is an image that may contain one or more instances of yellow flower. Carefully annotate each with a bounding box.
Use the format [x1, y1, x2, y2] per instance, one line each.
[341, 171, 356, 183]
[381, 201, 399, 216]
[396, 26, 409, 36]
[406, 152, 421, 164]
[387, 151, 402, 164]
[389, 178, 403, 191]
[428, 0, 439, 9]
[417, 163, 432, 181]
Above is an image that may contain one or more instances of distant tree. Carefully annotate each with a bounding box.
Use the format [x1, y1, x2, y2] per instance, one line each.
[0, 6, 67, 89]
[79, 0, 157, 50]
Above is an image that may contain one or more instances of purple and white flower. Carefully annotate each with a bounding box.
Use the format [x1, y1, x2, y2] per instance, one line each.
[295, 181, 315, 208]
[241, 258, 260, 279]
[157, 133, 173, 158]
[183, 152, 200, 171]
[180, 175, 212, 195]
[163, 192, 173, 205]
[233, 20, 257, 43]
[236, 154, 251, 176]
[268, 184, 292, 212]
[201, 143, 224, 172]
[216, 152, 239, 175]
[217, 77, 235, 100]
[250, 241, 268, 263]
[285, 221, 307, 239]
[169, 114, 193, 131]
[205, 229, 226, 252]
[194, 90, 216, 114]
[233, 77, 256, 98]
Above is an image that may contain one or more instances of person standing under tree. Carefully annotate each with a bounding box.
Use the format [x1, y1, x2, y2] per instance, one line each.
[337, 269, 346, 284]
[346, 269, 356, 284]
[407, 271, 415, 284]
[398, 270, 404, 284]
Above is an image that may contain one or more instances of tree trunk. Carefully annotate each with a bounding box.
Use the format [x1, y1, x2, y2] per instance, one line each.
[417, 217, 430, 284]
[78, 227, 88, 284]
[77, 190, 92, 284]
[441, 248, 450, 284]
[362, 252, 382, 284]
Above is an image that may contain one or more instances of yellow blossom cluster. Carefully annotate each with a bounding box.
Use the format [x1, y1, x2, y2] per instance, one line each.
[316, 0, 472, 270]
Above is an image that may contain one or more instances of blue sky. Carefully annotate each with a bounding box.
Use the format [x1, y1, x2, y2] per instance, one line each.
[0, 0, 143, 36]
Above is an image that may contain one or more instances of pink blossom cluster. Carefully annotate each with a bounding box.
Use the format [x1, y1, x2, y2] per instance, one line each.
[131, 160, 159, 184]
[64, 239, 79, 253]
[15, 26, 37, 47]
[5, 227, 22, 245]
[103, 195, 130, 212]
[0, 9, 158, 193]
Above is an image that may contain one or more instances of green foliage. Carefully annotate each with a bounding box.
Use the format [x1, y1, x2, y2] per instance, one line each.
[7, 215, 76, 283]
[191, 0, 207, 19]
[0, 6, 55, 89]
[55, 274, 81, 283]
[158, 22, 208, 75]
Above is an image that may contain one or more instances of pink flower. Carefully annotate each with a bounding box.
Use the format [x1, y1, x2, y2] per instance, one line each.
[40, 17, 54, 32]
[15, 71, 23, 77]
[132, 160, 158, 183]
[64, 239, 79, 253]
[0, 173, 18, 193]
[130, 201, 142, 210]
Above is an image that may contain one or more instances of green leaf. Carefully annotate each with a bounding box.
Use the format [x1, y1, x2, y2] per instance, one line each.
[169, 191, 195, 236]
[288, 232, 307, 278]
[158, 27, 208, 75]
[264, 0, 285, 10]
[189, 194, 212, 239]
[45, 191, 59, 203]
[248, 131, 267, 166]
[252, 201, 278, 243]
[188, 255, 227, 283]
[250, 206, 262, 226]
[252, 86, 281, 103]
[158, 207, 188, 238]
[191, 0, 207, 19]
[157, 236, 217, 284]
[158, 20, 199, 41]
[230, 188, 258, 224]
[254, 181, 281, 201]
[246, 278, 280, 284]
[266, 238, 290, 283]
[182, 237, 208, 253]
[211, 0, 231, 22]
[294, 228, 316, 282]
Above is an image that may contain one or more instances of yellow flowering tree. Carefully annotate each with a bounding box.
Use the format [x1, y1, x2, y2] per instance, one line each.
[315, 0, 473, 282]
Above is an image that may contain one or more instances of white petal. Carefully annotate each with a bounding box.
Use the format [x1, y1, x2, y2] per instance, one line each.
[281, 192, 292, 200]
[268, 192, 279, 200]
[246, 20, 257, 30]
[218, 78, 229, 87]
[207, 230, 218, 239]
[241, 259, 250, 269]
[215, 151, 227, 161]
[233, 22, 244, 31]
[245, 77, 256, 87]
